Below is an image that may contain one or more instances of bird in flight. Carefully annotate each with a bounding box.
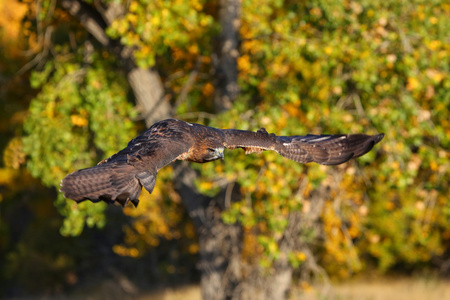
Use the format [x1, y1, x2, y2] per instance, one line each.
[60, 119, 384, 207]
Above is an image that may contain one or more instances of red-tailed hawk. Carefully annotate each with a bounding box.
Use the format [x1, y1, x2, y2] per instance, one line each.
[60, 119, 384, 207]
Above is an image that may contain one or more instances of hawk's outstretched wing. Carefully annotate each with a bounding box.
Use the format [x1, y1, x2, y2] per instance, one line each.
[222, 128, 384, 165]
[60, 120, 195, 207]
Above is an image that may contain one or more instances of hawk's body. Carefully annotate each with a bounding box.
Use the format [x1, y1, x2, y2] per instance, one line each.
[61, 119, 384, 207]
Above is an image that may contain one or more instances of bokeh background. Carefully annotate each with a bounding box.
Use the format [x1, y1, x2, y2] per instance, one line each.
[1, 0, 449, 299]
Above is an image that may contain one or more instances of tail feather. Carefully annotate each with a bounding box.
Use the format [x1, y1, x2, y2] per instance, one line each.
[60, 163, 144, 207]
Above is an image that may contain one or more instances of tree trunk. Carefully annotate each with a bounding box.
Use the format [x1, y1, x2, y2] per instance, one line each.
[127, 68, 170, 126]
[213, 0, 241, 112]
[198, 219, 242, 300]
[173, 163, 243, 300]
[262, 264, 293, 300]
[266, 266, 292, 299]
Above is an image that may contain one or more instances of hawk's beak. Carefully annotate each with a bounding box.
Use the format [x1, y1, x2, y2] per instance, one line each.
[217, 148, 224, 160]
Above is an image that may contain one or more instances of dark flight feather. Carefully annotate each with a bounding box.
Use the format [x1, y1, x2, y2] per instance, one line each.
[60, 119, 384, 207]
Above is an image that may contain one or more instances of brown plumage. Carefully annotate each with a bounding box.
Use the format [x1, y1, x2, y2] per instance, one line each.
[60, 119, 384, 207]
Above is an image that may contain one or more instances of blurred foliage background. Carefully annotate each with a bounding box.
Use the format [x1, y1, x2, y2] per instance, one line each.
[0, 0, 449, 298]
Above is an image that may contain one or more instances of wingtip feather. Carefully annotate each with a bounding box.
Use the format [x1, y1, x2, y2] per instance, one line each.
[60, 163, 144, 207]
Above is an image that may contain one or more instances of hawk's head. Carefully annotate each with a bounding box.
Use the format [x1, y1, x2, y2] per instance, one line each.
[189, 137, 225, 163]
[204, 147, 225, 161]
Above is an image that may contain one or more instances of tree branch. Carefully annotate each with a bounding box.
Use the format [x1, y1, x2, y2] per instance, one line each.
[60, 0, 171, 126]
[60, 0, 110, 47]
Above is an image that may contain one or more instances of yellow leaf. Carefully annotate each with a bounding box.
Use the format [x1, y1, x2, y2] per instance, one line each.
[151, 15, 160, 27]
[237, 54, 251, 72]
[283, 102, 300, 117]
[268, 240, 278, 253]
[191, 0, 203, 11]
[427, 40, 441, 51]
[214, 164, 223, 173]
[129, 1, 138, 12]
[309, 7, 322, 17]
[406, 77, 420, 91]
[0, 0, 27, 43]
[140, 45, 151, 55]
[199, 181, 213, 190]
[0, 168, 18, 186]
[199, 16, 210, 27]
[202, 82, 214, 97]
[70, 115, 89, 127]
[324, 46, 333, 56]
[301, 281, 313, 292]
[418, 12, 425, 21]
[188, 44, 198, 55]
[272, 62, 289, 76]
[430, 161, 438, 171]
[429, 16, 438, 24]
[296, 251, 307, 261]
[188, 244, 199, 254]
[127, 13, 138, 26]
[129, 248, 140, 258]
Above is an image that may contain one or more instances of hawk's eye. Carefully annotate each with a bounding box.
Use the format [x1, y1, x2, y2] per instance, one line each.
[207, 148, 215, 153]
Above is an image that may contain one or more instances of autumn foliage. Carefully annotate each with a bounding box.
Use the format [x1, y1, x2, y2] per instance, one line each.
[1, 0, 449, 297]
